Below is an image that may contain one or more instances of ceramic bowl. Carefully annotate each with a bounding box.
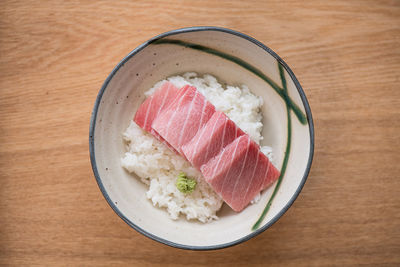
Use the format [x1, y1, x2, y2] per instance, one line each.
[89, 27, 314, 250]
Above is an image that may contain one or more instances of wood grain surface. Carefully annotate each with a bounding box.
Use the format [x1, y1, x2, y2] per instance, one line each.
[1, 0, 399, 266]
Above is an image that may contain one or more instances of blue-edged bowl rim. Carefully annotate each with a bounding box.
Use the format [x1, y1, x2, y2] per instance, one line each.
[89, 26, 314, 250]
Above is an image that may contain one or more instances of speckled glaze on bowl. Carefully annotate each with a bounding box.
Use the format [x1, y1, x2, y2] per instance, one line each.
[89, 27, 314, 250]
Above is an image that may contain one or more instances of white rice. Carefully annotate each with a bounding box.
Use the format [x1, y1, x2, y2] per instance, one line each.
[121, 73, 273, 223]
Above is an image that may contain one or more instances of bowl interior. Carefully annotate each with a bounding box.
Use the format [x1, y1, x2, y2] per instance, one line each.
[91, 28, 312, 249]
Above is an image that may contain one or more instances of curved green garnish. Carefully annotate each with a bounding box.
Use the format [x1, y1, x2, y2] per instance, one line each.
[152, 38, 307, 125]
[252, 63, 292, 230]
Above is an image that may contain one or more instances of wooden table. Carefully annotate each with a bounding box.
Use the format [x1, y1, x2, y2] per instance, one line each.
[1, 0, 399, 265]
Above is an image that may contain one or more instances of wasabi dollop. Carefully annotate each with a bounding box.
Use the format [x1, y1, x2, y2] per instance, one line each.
[176, 172, 197, 194]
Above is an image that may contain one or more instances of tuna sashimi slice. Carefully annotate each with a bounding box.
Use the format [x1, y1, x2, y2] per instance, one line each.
[201, 135, 280, 212]
[133, 81, 180, 152]
[181, 111, 244, 170]
[133, 81, 180, 132]
[151, 85, 216, 156]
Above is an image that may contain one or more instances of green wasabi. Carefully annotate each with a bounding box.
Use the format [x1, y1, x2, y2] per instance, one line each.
[176, 172, 196, 194]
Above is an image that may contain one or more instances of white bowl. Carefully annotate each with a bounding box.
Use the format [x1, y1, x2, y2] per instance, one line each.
[89, 27, 314, 250]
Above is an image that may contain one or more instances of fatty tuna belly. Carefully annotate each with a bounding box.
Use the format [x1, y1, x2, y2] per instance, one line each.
[151, 85, 215, 156]
[181, 111, 244, 170]
[201, 135, 280, 212]
[133, 81, 179, 132]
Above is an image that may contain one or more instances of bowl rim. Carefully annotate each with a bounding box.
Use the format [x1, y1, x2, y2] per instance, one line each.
[89, 26, 314, 250]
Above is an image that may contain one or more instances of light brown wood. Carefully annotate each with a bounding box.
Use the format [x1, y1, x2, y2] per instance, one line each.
[1, 0, 399, 265]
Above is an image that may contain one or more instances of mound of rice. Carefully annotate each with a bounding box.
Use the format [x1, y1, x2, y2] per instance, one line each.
[121, 73, 273, 223]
